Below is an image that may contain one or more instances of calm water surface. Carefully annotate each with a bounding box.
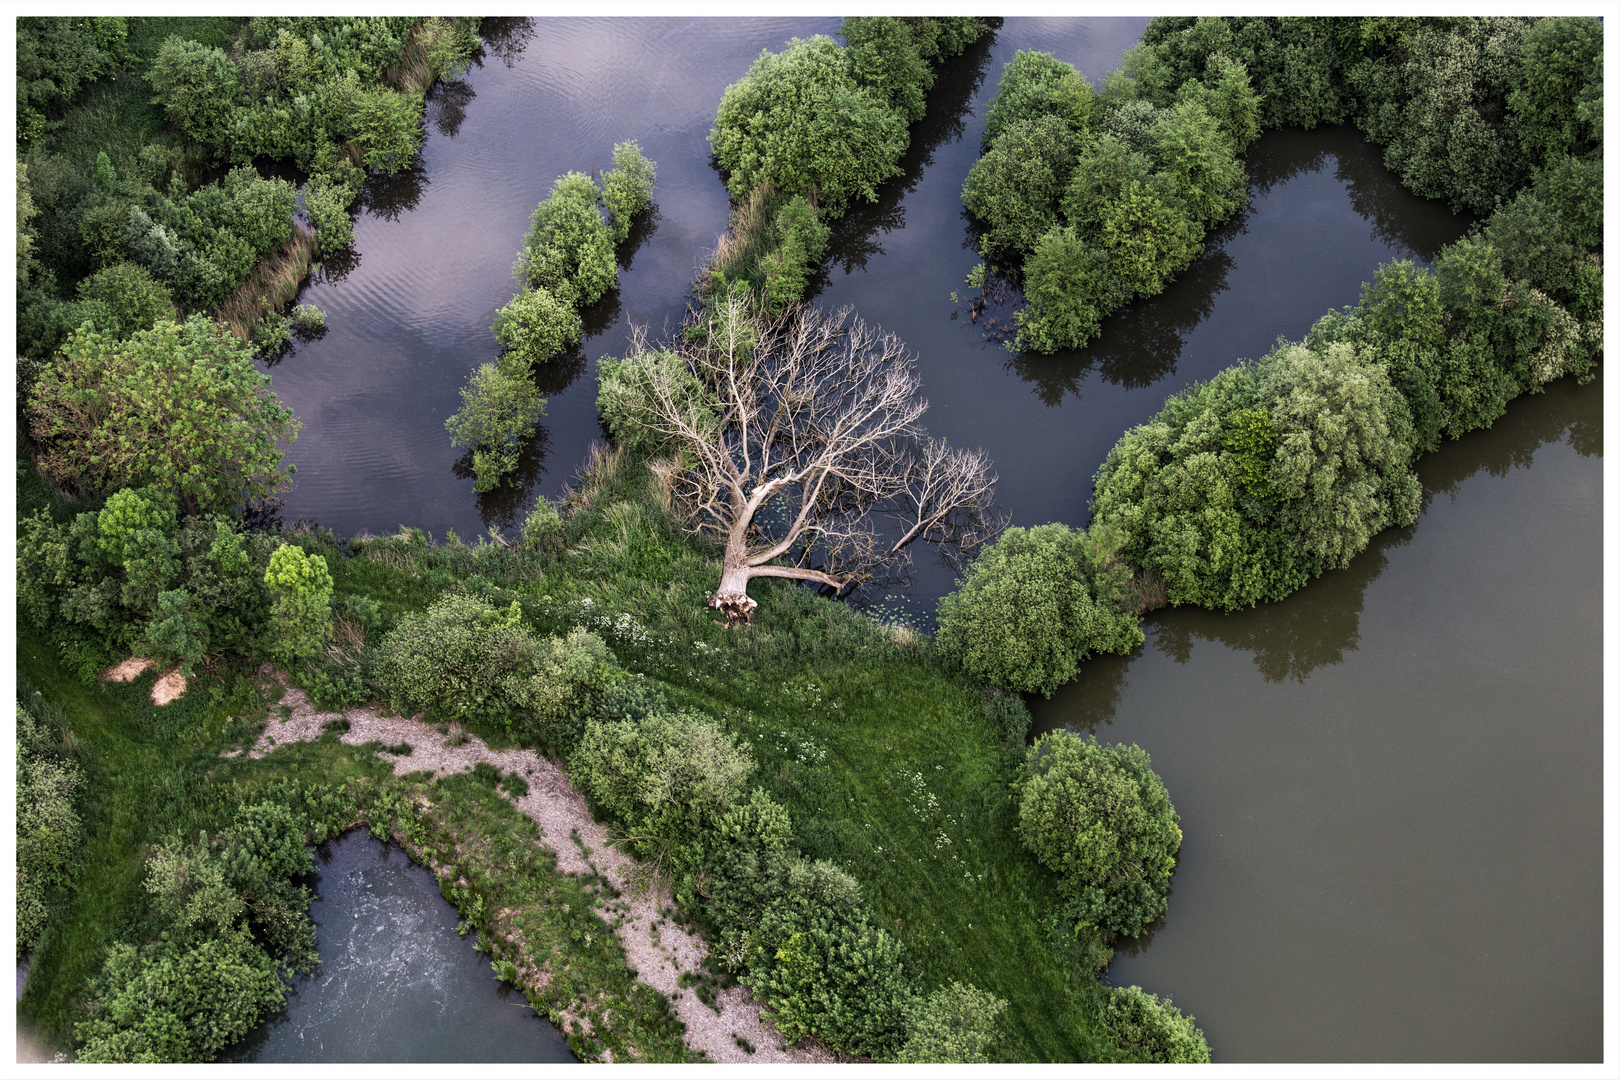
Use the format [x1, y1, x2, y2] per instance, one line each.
[1031, 376, 1603, 1062]
[224, 830, 575, 1063]
[258, 18, 1602, 1062]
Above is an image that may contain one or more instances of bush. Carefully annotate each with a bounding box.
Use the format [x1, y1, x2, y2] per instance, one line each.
[28, 316, 300, 515]
[75, 262, 175, 339]
[371, 593, 613, 743]
[444, 362, 546, 493]
[74, 799, 320, 1063]
[147, 36, 243, 149]
[1016, 731, 1182, 938]
[517, 172, 617, 309]
[263, 543, 333, 665]
[599, 140, 657, 245]
[572, 710, 754, 872]
[896, 981, 1009, 1063]
[936, 524, 1143, 697]
[982, 50, 1095, 146]
[16, 699, 83, 957]
[491, 286, 582, 371]
[596, 349, 718, 454]
[746, 859, 915, 1059]
[710, 35, 908, 214]
[1097, 984, 1211, 1063]
[759, 194, 830, 313]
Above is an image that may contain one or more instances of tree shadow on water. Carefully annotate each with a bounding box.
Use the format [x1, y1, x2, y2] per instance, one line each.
[454, 423, 553, 534]
[360, 154, 430, 222]
[814, 27, 998, 283]
[475, 17, 536, 69]
[427, 78, 477, 139]
[1153, 517, 1413, 686]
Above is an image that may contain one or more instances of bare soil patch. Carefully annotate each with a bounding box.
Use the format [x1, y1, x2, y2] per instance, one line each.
[150, 670, 187, 706]
[103, 657, 155, 682]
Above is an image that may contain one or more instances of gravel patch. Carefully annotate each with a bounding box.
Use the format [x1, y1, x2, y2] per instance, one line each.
[238, 676, 831, 1064]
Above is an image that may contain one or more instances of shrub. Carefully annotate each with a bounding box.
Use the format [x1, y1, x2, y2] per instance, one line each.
[444, 362, 546, 493]
[1011, 226, 1122, 353]
[572, 710, 754, 871]
[936, 523, 1143, 697]
[517, 172, 617, 308]
[596, 349, 718, 454]
[746, 859, 914, 1059]
[17, 700, 83, 957]
[147, 36, 243, 149]
[1097, 984, 1211, 1063]
[896, 981, 1009, 1063]
[371, 593, 612, 742]
[710, 35, 909, 213]
[520, 496, 565, 554]
[28, 316, 300, 515]
[75, 262, 175, 340]
[371, 592, 539, 723]
[1016, 731, 1182, 938]
[491, 286, 582, 371]
[288, 304, 325, 333]
[982, 50, 1095, 146]
[759, 194, 830, 313]
[599, 140, 657, 245]
[263, 543, 333, 665]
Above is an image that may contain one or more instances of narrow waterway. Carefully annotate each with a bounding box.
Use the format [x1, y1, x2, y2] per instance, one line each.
[1031, 374, 1603, 1062]
[223, 830, 576, 1063]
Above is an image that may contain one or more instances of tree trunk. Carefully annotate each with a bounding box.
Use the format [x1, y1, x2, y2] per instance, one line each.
[710, 559, 759, 627]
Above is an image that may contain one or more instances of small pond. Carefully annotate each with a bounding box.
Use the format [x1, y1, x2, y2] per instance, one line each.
[223, 829, 576, 1063]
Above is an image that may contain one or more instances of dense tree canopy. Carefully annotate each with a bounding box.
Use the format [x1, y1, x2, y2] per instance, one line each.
[1016, 731, 1182, 938]
[28, 315, 299, 515]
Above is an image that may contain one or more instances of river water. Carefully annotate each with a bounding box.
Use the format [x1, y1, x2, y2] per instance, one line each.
[223, 830, 576, 1063]
[259, 18, 1603, 1062]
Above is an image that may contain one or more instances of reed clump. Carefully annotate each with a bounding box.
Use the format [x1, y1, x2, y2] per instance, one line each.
[216, 223, 316, 341]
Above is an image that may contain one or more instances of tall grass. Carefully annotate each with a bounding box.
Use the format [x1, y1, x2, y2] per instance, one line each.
[215, 224, 316, 340]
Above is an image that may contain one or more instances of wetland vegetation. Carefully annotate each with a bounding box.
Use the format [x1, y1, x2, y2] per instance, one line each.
[15, 14, 1602, 1065]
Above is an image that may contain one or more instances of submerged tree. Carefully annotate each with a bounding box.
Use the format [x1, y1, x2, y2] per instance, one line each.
[606, 297, 999, 624]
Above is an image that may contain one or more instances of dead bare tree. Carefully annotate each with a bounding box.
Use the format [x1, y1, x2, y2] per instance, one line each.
[621, 296, 1000, 624]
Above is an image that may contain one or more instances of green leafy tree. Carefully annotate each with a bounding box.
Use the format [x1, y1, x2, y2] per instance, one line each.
[1508, 17, 1603, 163]
[599, 140, 658, 244]
[147, 36, 244, 150]
[936, 523, 1143, 697]
[445, 362, 546, 492]
[842, 16, 932, 125]
[1011, 226, 1122, 353]
[1016, 731, 1182, 938]
[982, 50, 1096, 145]
[710, 35, 909, 213]
[961, 114, 1078, 255]
[491, 286, 582, 371]
[1100, 178, 1203, 296]
[263, 544, 333, 664]
[1150, 98, 1247, 225]
[517, 172, 617, 308]
[28, 317, 299, 515]
[1098, 984, 1211, 1063]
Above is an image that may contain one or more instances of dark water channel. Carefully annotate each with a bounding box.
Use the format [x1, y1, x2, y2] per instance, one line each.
[257, 18, 1603, 1062]
[223, 830, 575, 1063]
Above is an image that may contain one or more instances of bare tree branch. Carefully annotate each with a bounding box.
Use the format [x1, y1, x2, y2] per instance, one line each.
[624, 297, 1001, 624]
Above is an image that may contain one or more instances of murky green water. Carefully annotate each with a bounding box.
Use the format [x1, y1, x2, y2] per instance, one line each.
[1031, 375, 1603, 1062]
[224, 830, 576, 1063]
